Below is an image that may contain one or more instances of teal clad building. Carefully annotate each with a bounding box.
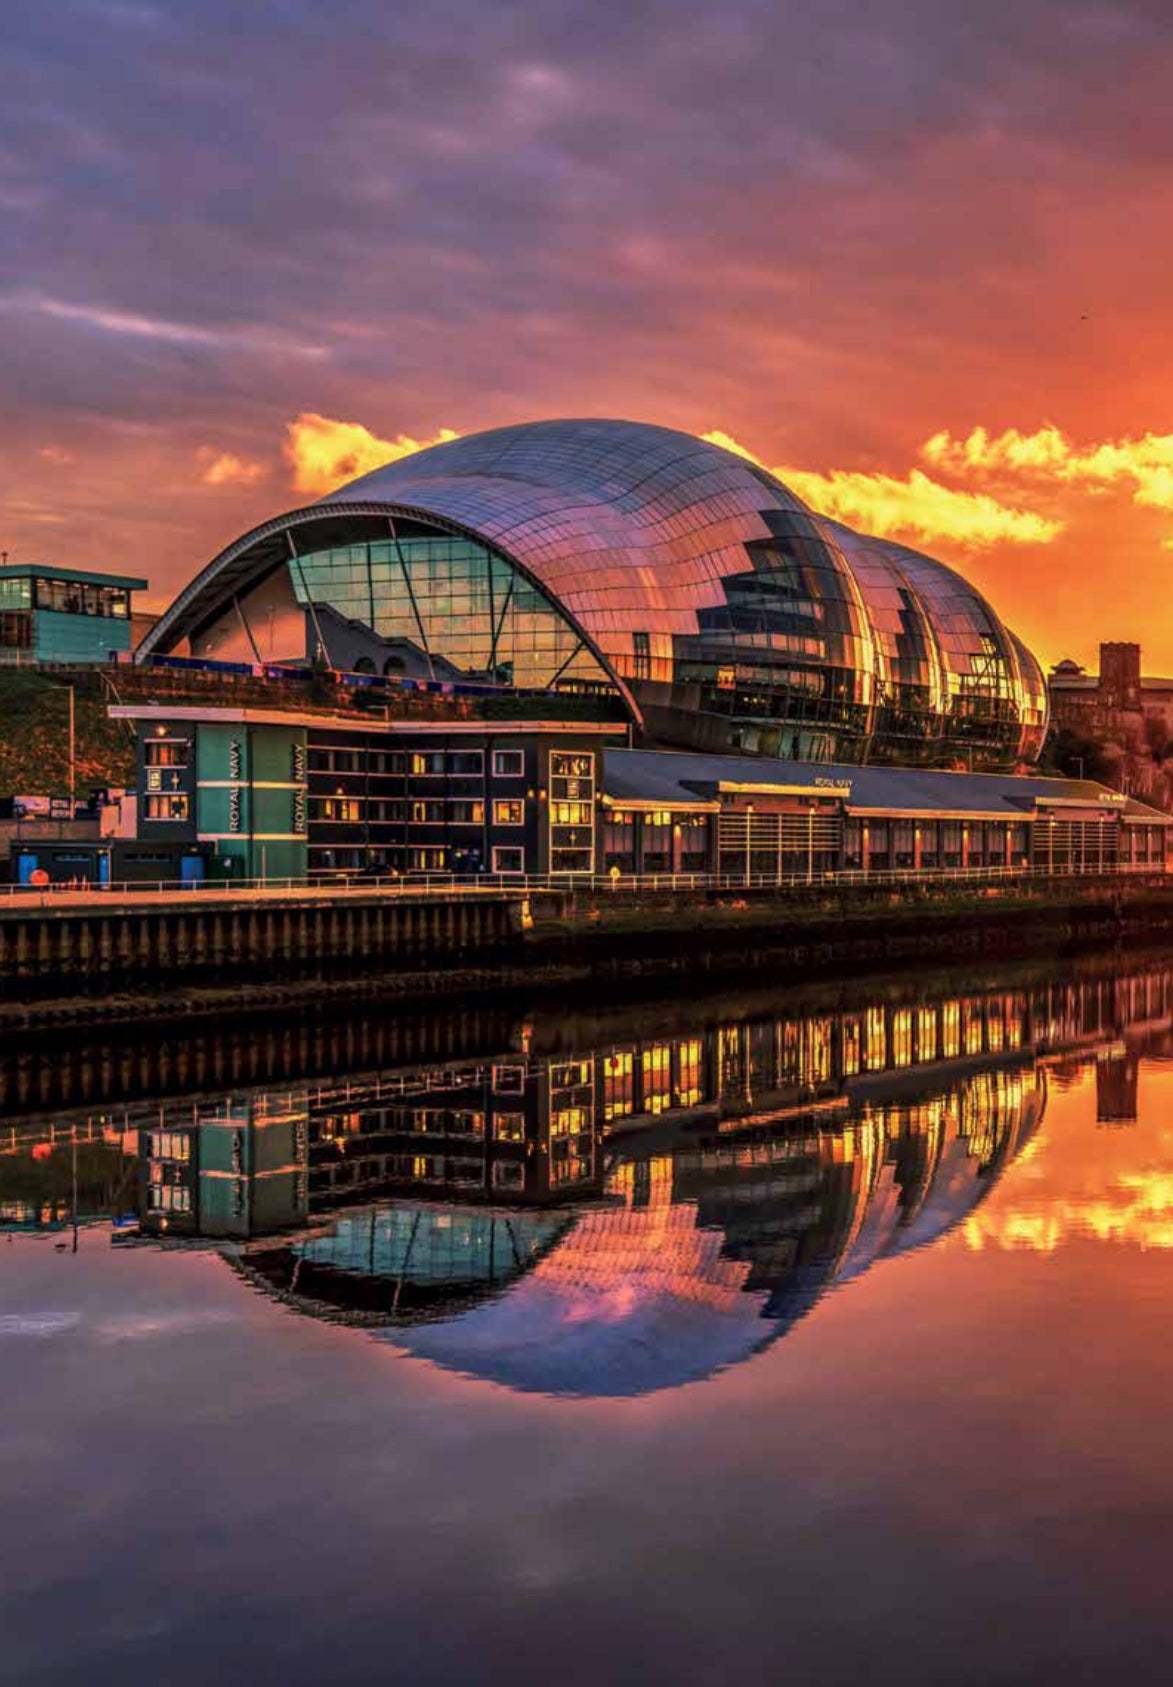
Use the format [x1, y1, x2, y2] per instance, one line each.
[194, 718, 308, 880]
[0, 563, 146, 664]
[135, 710, 309, 881]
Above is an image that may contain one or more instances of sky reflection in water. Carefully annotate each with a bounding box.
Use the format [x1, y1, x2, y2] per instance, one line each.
[5, 957, 1173, 1684]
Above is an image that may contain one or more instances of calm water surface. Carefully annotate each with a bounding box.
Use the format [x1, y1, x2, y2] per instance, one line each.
[5, 956, 1173, 1685]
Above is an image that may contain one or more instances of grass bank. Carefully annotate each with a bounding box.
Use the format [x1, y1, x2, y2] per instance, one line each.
[0, 669, 135, 795]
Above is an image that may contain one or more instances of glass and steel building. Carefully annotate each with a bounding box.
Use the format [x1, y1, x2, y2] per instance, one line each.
[140, 420, 1048, 767]
[0, 562, 146, 665]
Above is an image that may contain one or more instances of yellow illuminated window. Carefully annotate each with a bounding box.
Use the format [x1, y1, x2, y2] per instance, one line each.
[675, 1037, 702, 1107]
[942, 1001, 961, 1059]
[641, 1044, 672, 1114]
[892, 1009, 913, 1068]
[841, 1016, 862, 1077]
[603, 1050, 634, 1120]
[865, 1006, 886, 1072]
[916, 1007, 937, 1063]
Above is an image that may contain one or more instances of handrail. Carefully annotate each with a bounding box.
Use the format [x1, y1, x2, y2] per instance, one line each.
[0, 862, 1167, 902]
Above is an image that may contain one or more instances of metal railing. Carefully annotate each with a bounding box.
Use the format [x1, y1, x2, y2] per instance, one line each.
[0, 860, 1167, 903]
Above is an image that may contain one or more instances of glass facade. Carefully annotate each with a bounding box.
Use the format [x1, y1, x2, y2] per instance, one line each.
[0, 577, 32, 611]
[828, 524, 1050, 764]
[288, 532, 610, 691]
[32, 577, 130, 618]
[145, 419, 1049, 769]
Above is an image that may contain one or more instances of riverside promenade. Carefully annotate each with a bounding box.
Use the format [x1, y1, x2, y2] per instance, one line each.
[3, 868, 1173, 1024]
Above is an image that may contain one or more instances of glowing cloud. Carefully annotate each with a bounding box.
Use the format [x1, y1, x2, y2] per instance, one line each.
[284, 413, 460, 497]
[923, 425, 1173, 511]
[197, 448, 267, 488]
[783, 467, 1063, 547]
[702, 430, 1063, 548]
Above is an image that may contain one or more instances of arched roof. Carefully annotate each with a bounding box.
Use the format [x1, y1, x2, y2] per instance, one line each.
[140, 418, 822, 664]
[140, 417, 1047, 761]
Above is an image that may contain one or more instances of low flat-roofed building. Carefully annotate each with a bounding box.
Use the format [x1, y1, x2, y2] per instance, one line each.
[0, 562, 147, 665]
[111, 703, 626, 880]
[107, 702, 1170, 884]
[601, 748, 1171, 877]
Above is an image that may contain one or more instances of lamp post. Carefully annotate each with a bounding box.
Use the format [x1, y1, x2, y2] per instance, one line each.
[46, 682, 76, 817]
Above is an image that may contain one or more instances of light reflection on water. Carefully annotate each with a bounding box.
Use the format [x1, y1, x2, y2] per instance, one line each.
[7, 956, 1173, 1682]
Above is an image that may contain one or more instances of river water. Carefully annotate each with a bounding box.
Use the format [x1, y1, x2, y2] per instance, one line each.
[5, 954, 1173, 1684]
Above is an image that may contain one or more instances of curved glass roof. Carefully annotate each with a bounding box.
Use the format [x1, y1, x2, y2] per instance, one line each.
[141, 419, 1048, 766]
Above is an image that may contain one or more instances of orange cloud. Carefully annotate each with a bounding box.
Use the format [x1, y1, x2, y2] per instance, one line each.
[198, 448, 267, 488]
[783, 467, 1063, 547]
[284, 413, 460, 498]
[923, 425, 1173, 511]
[703, 430, 1063, 548]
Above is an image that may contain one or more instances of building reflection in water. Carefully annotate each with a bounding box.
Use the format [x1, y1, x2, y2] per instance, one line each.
[4, 963, 1173, 1394]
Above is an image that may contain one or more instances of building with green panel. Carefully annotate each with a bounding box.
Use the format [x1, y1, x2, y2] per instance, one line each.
[0, 563, 147, 665]
[135, 709, 309, 881]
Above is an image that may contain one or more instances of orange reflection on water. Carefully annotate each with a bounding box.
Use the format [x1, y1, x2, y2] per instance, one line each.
[959, 1066, 1173, 1254]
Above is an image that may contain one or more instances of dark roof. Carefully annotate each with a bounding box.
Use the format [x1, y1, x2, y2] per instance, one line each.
[603, 748, 1170, 822]
[0, 563, 147, 590]
[1050, 674, 1173, 693]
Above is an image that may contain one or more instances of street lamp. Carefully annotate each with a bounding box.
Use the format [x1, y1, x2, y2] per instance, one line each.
[45, 682, 76, 815]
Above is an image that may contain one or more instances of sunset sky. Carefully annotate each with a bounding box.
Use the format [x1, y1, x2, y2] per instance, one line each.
[4, 0, 1173, 669]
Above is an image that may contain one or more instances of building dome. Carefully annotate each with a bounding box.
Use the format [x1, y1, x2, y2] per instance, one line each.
[141, 418, 1047, 766]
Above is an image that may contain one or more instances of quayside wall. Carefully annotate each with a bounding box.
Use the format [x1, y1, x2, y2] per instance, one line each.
[0, 888, 523, 996]
[4, 875, 1173, 1024]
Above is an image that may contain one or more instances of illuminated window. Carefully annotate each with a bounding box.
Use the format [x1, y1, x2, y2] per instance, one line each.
[313, 797, 362, 822]
[864, 1006, 886, 1072]
[494, 799, 525, 826]
[942, 1001, 961, 1059]
[603, 1050, 634, 1120]
[892, 1008, 913, 1068]
[551, 801, 592, 826]
[916, 1007, 937, 1063]
[551, 1106, 590, 1136]
[808, 1019, 832, 1085]
[448, 800, 484, 824]
[147, 1184, 191, 1213]
[151, 1130, 191, 1162]
[641, 1044, 672, 1115]
[144, 739, 189, 767]
[550, 1060, 591, 1090]
[409, 847, 446, 870]
[493, 1112, 526, 1142]
[144, 794, 189, 821]
[841, 1016, 862, 1077]
[675, 1038, 703, 1107]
